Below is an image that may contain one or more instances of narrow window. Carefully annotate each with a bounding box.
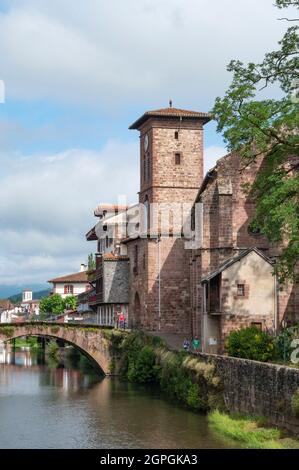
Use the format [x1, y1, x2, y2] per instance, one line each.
[147, 154, 151, 181]
[237, 284, 245, 297]
[143, 155, 147, 182]
[175, 153, 181, 165]
[134, 245, 138, 275]
[143, 253, 146, 269]
[175, 131, 179, 140]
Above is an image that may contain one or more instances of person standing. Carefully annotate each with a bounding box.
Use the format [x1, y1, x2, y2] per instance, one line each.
[119, 312, 126, 330]
[183, 338, 190, 352]
[192, 337, 201, 353]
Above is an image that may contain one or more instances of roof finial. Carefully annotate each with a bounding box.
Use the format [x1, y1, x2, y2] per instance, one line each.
[169, 99, 172, 108]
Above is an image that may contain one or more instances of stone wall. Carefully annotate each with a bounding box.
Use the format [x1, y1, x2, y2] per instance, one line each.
[103, 259, 130, 304]
[197, 352, 299, 435]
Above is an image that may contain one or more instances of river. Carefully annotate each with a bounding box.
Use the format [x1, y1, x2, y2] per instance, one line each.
[0, 346, 235, 449]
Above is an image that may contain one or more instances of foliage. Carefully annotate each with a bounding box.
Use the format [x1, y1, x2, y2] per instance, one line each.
[291, 389, 299, 417]
[87, 253, 96, 271]
[0, 326, 15, 337]
[39, 294, 65, 316]
[212, 0, 299, 283]
[46, 340, 59, 359]
[274, 324, 299, 361]
[39, 294, 77, 317]
[63, 295, 77, 311]
[116, 332, 224, 412]
[226, 327, 275, 362]
[127, 345, 159, 383]
[14, 337, 40, 349]
[50, 326, 60, 334]
[208, 411, 293, 449]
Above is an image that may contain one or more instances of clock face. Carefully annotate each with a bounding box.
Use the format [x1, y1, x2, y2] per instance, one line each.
[144, 134, 149, 152]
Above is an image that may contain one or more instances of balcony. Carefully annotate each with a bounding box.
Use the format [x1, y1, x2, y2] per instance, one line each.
[88, 292, 103, 305]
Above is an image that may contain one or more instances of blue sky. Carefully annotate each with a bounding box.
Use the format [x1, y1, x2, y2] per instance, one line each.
[0, 0, 290, 292]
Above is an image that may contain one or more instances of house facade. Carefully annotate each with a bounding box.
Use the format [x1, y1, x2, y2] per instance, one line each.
[86, 204, 131, 326]
[48, 264, 89, 299]
[0, 300, 21, 323]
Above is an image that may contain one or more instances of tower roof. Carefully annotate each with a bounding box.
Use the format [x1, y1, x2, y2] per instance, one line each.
[129, 106, 212, 130]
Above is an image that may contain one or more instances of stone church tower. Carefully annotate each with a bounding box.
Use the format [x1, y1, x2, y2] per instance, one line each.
[124, 105, 211, 334]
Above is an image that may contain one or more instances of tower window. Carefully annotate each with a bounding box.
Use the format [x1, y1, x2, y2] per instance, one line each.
[175, 131, 179, 140]
[134, 245, 139, 275]
[237, 284, 245, 297]
[175, 153, 181, 165]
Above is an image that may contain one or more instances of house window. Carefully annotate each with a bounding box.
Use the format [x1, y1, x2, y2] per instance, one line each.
[175, 131, 179, 140]
[237, 284, 245, 297]
[64, 285, 73, 295]
[175, 153, 181, 165]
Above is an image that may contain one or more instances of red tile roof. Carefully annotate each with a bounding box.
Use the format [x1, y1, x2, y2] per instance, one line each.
[0, 299, 14, 310]
[94, 203, 129, 217]
[48, 271, 88, 284]
[129, 106, 212, 129]
[102, 253, 129, 261]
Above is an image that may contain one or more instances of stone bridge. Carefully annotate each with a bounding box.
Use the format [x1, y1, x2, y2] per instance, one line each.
[0, 322, 114, 375]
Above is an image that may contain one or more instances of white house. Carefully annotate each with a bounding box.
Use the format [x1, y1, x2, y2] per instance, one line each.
[48, 264, 90, 299]
[0, 300, 22, 323]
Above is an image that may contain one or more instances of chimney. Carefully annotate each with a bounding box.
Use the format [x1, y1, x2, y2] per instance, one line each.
[80, 263, 87, 272]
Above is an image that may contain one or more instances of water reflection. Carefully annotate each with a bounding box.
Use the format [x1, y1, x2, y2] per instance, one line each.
[0, 346, 235, 449]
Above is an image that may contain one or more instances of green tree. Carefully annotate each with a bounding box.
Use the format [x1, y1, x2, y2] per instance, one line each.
[212, 0, 299, 283]
[63, 295, 77, 311]
[39, 294, 65, 317]
[88, 253, 96, 271]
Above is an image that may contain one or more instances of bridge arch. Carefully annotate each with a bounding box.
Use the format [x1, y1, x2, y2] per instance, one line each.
[0, 323, 112, 375]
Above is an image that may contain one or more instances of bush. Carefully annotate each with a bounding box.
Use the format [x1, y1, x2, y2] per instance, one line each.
[127, 345, 159, 383]
[226, 327, 274, 362]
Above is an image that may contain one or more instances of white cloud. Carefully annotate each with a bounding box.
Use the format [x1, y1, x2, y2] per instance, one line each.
[0, 0, 290, 108]
[0, 140, 139, 285]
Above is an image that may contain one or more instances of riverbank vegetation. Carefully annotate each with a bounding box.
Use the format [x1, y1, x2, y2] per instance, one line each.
[208, 411, 299, 449]
[104, 330, 225, 412]
[225, 325, 299, 366]
[14, 337, 40, 349]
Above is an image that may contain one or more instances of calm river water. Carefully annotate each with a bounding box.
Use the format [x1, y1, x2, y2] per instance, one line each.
[0, 347, 235, 449]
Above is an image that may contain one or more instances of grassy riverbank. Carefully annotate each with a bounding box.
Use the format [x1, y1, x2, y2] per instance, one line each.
[208, 411, 299, 449]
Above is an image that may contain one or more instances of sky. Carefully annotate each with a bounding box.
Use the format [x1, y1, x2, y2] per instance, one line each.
[0, 0, 291, 293]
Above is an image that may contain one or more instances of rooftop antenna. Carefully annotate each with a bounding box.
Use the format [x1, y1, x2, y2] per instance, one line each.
[169, 99, 173, 108]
